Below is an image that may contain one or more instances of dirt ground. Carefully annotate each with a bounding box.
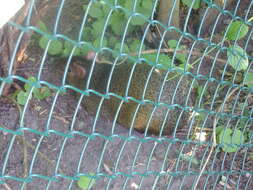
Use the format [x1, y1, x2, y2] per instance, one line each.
[0, 0, 252, 189]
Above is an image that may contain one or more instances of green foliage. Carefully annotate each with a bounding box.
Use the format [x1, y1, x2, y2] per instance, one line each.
[244, 72, 253, 88]
[181, 0, 201, 9]
[82, 0, 153, 53]
[124, 0, 153, 26]
[110, 12, 127, 35]
[16, 77, 52, 105]
[17, 91, 29, 106]
[114, 43, 130, 54]
[24, 76, 37, 92]
[167, 40, 178, 48]
[36, 0, 250, 80]
[37, 21, 64, 56]
[93, 38, 108, 49]
[77, 174, 96, 190]
[129, 39, 145, 52]
[39, 36, 63, 56]
[63, 42, 91, 57]
[38, 20, 49, 33]
[223, 19, 250, 90]
[176, 53, 187, 64]
[227, 45, 248, 71]
[136, 53, 172, 70]
[37, 20, 94, 57]
[217, 127, 245, 153]
[33, 87, 51, 100]
[62, 42, 79, 57]
[37, 0, 153, 59]
[226, 21, 249, 41]
[167, 39, 188, 71]
[84, 0, 154, 34]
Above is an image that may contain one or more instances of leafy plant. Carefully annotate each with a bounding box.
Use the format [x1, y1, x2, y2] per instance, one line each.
[227, 45, 248, 71]
[244, 72, 253, 88]
[225, 21, 249, 41]
[82, 0, 153, 51]
[135, 53, 172, 69]
[181, 0, 201, 9]
[38, 20, 48, 33]
[37, 21, 64, 56]
[224, 20, 249, 72]
[217, 127, 245, 153]
[77, 173, 96, 190]
[36, 0, 250, 79]
[167, 39, 187, 64]
[39, 36, 63, 55]
[15, 77, 51, 105]
[17, 91, 30, 106]
[36, 0, 155, 60]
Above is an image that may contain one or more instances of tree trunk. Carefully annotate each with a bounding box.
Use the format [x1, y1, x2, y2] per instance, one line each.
[157, 0, 180, 40]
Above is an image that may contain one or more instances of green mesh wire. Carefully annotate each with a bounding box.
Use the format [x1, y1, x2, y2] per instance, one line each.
[0, 0, 252, 189]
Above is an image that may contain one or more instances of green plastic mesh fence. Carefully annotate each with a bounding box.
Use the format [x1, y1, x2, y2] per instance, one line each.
[0, 0, 252, 189]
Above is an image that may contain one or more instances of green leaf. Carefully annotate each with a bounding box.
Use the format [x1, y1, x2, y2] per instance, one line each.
[62, 41, 84, 57]
[102, 2, 111, 14]
[33, 87, 51, 100]
[167, 40, 187, 63]
[93, 37, 108, 48]
[142, 0, 154, 14]
[167, 40, 178, 48]
[176, 53, 187, 64]
[114, 43, 130, 54]
[81, 27, 93, 42]
[92, 20, 105, 37]
[124, 0, 133, 11]
[108, 36, 117, 47]
[88, 2, 104, 18]
[17, 91, 29, 105]
[140, 53, 172, 70]
[23, 77, 51, 100]
[175, 61, 192, 71]
[215, 126, 225, 135]
[39, 36, 63, 55]
[226, 21, 249, 41]
[110, 12, 127, 35]
[129, 39, 145, 52]
[77, 174, 96, 190]
[167, 40, 187, 64]
[79, 44, 92, 56]
[219, 128, 244, 153]
[24, 77, 37, 92]
[182, 0, 201, 9]
[138, 1, 152, 17]
[125, 0, 153, 26]
[227, 45, 248, 71]
[244, 72, 253, 88]
[38, 20, 48, 33]
[130, 16, 146, 26]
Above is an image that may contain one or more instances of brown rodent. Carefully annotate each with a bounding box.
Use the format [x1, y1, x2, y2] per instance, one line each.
[67, 56, 194, 135]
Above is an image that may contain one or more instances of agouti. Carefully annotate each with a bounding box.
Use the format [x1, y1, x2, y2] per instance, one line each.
[67, 56, 194, 135]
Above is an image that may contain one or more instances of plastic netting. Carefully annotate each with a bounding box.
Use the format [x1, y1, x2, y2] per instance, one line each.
[0, 0, 252, 189]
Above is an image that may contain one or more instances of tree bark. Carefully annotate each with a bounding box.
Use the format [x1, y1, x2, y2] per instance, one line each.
[157, 0, 180, 40]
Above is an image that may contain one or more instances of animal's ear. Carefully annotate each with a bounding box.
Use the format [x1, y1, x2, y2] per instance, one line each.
[70, 63, 86, 79]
